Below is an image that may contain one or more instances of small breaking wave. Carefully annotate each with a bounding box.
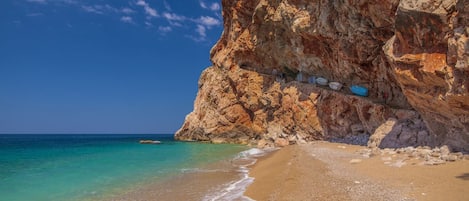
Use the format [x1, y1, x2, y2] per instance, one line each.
[203, 148, 276, 201]
[203, 169, 254, 201]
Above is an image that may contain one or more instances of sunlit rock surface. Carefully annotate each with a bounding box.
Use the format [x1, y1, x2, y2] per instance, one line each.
[176, 0, 469, 152]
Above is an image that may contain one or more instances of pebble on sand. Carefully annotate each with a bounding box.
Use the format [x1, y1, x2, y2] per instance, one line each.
[349, 159, 362, 164]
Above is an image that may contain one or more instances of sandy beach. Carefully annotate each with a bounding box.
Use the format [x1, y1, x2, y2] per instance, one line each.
[244, 142, 469, 201]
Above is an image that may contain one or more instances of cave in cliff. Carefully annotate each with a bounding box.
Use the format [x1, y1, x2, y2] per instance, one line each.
[176, 0, 469, 152]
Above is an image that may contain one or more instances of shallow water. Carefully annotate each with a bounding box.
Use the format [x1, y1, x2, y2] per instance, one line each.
[0, 134, 249, 201]
[112, 147, 270, 201]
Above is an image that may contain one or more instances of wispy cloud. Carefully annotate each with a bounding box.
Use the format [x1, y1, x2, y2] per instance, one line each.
[161, 12, 187, 27]
[136, 0, 158, 18]
[195, 16, 221, 27]
[63, 0, 76, 4]
[196, 25, 206, 38]
[145, 21, 153, 27]
[158, 26, 172, 33]
[187, 25, 208, 42]
[185, 15, 222, 42]
[81, 5, 104, 14]
[26, 0, 77, 5]
[162, 12, 186, 22]
[120, 16, 134, 24]
[209, 3, 220, 11]
[154, 0, 222, 41]
[199, 1, 207, 9]
[26, 0, 47, 4]
[199, 1, 220, 11]
[121, 7, 135, 14]
[82, 4, 135, 16]
[26, 12, 44, 17]
[22, 0, 222, 43]
[163, 0, 171, 11]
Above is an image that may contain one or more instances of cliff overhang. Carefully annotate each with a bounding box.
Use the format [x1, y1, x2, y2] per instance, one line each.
[176, 0, 469, 152]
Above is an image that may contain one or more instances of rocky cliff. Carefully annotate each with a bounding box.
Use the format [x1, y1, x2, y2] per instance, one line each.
[176, 0, 469, 152]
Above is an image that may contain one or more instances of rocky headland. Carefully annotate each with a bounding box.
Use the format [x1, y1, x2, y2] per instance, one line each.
[175, 0, 469, 153]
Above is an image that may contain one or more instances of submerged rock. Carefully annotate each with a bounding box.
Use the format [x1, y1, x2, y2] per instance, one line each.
[139, 140, 161, 144]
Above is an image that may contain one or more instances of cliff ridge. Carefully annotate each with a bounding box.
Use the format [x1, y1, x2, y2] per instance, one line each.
[176, 0, 469, 152]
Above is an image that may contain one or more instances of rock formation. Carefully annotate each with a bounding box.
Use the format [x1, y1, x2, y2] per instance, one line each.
[176, 0, 469, 152]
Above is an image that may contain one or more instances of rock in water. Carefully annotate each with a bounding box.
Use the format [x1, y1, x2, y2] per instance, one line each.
[139, 140, 161, 144]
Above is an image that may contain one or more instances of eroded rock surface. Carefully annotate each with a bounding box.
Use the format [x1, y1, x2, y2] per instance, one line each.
[176, 0, 469, 152]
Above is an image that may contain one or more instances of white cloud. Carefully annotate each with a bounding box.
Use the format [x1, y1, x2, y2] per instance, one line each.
[199, 1, 220, 11]
[158, 26, 172, 33]
[26, 0, 47, 3]
[168, 21, 183, 27]
[27, 0, 78, 5]
[186, 25, 208, 42]
[61, 0, 76, 4]
[121, 7, 135, 14]
[162, 12, 186, 21]
[136, 0, 158, 18]
[144, 6, 157, 17]
[161, 12, 186, 27]
[22, 0, 220, 43]
[196, 16, 221, 27]
[209, 3, 220, 11]
[102, 4, 118, 13]
[120, 16, 134, 24]
[81, 5, 104, 14]
[81, 4, 122, 15]
[136, 0, 147, 6]
[199, 1, 207, 9]
[196, 25, 206, 37]
[145, 21, 153, 27]
[163, 0, 171, 11]
[27, 12, 44, 17]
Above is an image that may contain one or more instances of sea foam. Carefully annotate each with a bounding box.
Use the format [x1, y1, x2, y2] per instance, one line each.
[203, 148, 276, 201]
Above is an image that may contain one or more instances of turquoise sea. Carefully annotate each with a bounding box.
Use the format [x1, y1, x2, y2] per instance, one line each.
[0, 134, 260, 201]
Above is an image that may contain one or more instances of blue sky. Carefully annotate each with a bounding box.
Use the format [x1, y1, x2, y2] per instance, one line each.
[0, 0, 223, 134]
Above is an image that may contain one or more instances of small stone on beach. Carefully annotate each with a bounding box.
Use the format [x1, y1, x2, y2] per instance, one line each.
[349, 159, 362, 164]
[381, 157, 392, 161]
[391, 160, 406, 167]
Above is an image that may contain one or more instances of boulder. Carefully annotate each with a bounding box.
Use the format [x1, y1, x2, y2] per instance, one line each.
[274, 138, 289, 147]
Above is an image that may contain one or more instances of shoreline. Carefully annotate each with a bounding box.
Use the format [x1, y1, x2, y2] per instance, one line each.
[109, 146, 266, 201]
[104, 141, 468, 201]
[244, 142, 469, 201]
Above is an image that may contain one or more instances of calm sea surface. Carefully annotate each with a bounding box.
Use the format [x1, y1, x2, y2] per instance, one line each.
[0, 134, 253, 201]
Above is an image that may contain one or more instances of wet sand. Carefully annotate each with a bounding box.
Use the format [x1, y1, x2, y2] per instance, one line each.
[244, 142, 469, 201]
[110, 168, 241, 201]
[109, 149, 258, 201]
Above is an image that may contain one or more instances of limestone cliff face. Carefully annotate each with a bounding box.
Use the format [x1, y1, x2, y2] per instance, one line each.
[176, 0, 469, 152]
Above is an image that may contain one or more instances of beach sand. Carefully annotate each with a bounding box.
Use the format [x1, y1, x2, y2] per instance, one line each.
[244, 142, 469, 201]
[110, 160, 244, 201]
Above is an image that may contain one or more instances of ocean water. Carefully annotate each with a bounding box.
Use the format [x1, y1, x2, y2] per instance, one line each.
[0, 134, 259, 201]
